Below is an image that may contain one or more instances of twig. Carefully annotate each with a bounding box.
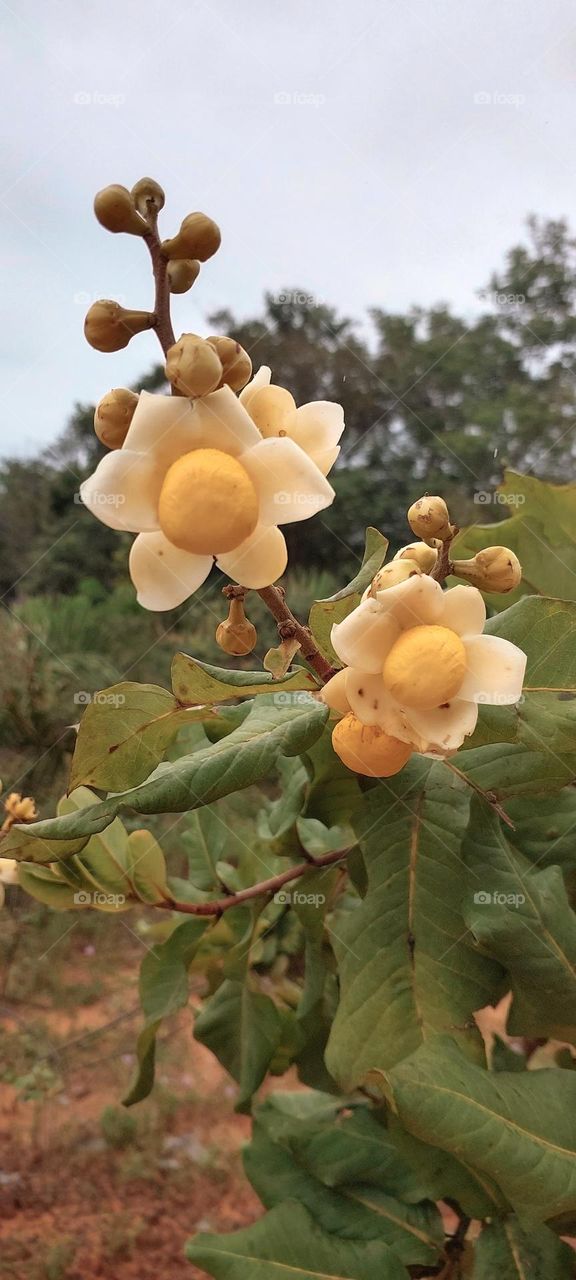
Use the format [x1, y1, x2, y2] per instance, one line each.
[443, 759, 515, 829]
[257, 583, 335, 682]
[142, 207, 175, 361]
[155, 846, 350, 916]
[431, 528, 458, 585]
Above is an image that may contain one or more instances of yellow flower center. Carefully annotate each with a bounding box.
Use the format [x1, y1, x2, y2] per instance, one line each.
[382, 624, 466, 710]
[158, 448, 259, 555]
[332, 713, 412, 778]
[247, 386, 296, 438]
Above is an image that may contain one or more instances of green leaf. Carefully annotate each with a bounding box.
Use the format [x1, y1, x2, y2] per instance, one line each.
[17, 862, 82, 910]
[325, 760, 502, 1089]
[259, 754, 309, 842]
[252, 1094, 429, 1201]
[193, 978, 287, 1112]
[70, 682, 212, 792]
[456, 741, 576, 799]
[385, 1116, 505, 1218]
[458, 598, 576, 784]
[171, 653, 320, 702]
[186, 1201, 409, 1279]
[451, 471, 576, 611]
[126, 830, 168, 904]
[302, 726, 362, 826]
[296, 817, 354, 857]
[473, 1217, 574, 1279]
[381, 1038, 576, 1225]
[180, 805, 227, 891]
[507, 789, 576, 886]
[4, 697, 329, 862]
[463, 800, 576, 1044]
[308, 527, 388, 664]
[123, 917, 209, 1105]
[243, 1131, 443, 1268]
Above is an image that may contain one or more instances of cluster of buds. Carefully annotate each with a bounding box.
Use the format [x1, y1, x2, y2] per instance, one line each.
[403, 494, 521, 595]
[165, 333, 252, 398]
[85, 177, 222, 357]
[215, 590, 257, 656]
[86, 177, 254, 450]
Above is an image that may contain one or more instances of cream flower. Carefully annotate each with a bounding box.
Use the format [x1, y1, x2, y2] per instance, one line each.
[0, 857, 19, 908]
[240, 367, 345, 476]
[322, 576, 526, 758]
[81, 388, 338, 610]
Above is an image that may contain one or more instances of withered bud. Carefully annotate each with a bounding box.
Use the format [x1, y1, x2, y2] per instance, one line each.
[451, 546, 522, 594]
[93, 184, 147, 236]
[84, 301, 154, 353]
[215, 598, 257, 655]
[393, 541, 439, 573]
[161, 212, 221, 263]
[131, 176, 165, 218]
[167, 259, 201, 294]
[207, 335, 253, 391]
[165, 333, 223, 397]
[407, 495, 452, 542]
[94, 388, 139, 449]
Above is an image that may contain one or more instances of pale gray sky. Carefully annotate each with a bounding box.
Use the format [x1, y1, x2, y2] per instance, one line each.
[1, 0, 576, 455]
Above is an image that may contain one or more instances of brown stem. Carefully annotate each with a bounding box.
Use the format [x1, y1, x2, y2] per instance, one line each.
[142, 212, 175, 362]
[257, 583, 335, 683]
[431, 528, 458, 585]
[155, 846, 349, 916]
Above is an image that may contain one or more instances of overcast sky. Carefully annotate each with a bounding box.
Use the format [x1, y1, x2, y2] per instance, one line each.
[1, 0, 575, 456]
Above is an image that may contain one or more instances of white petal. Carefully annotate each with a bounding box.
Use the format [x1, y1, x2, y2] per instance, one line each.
[402, 699, 479, 754]
[216, 523, 287, 588]
[440, 585, 486, 637]
[123, 391, 197, 461]
[125, 388, 261, 468]
[80, 450, 161, 532]
[240, 437, 334, 525]
[310, 444, 340, 476]
[459, 635, 527, 705]
[345, 668, 414, 740]
[374, 573, 445, 629]
[189, 386, 262, 455]
[288, 401, 345, 458]
[239, 366, 272, 413]
[0, 857, 19, 885]
[321, 669, 350, 715]
[331, 599, 401, 674]
[129, 532, 212, 611]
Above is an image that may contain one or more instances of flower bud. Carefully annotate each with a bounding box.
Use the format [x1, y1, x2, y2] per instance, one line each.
[206, 336, 252, 392]
[451, 546, 522, 594]
[215, 599, 257, 655]
[131, 176, 165, 217]
[332, 713, 412, 778]
[93, 184, 147, 236]
[84, 301, 154, 352]
[167, 259, 201, 294]
[94, 388, 139, 449]
[408, 496, 452, 542]
[165, 333, 223, 397]
[364, 559, 421, 600]
[394, 541, 438, 573]
[161, 212, 221, 262]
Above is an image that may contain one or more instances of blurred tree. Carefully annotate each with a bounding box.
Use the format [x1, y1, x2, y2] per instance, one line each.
[0, 216, 573, 596]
